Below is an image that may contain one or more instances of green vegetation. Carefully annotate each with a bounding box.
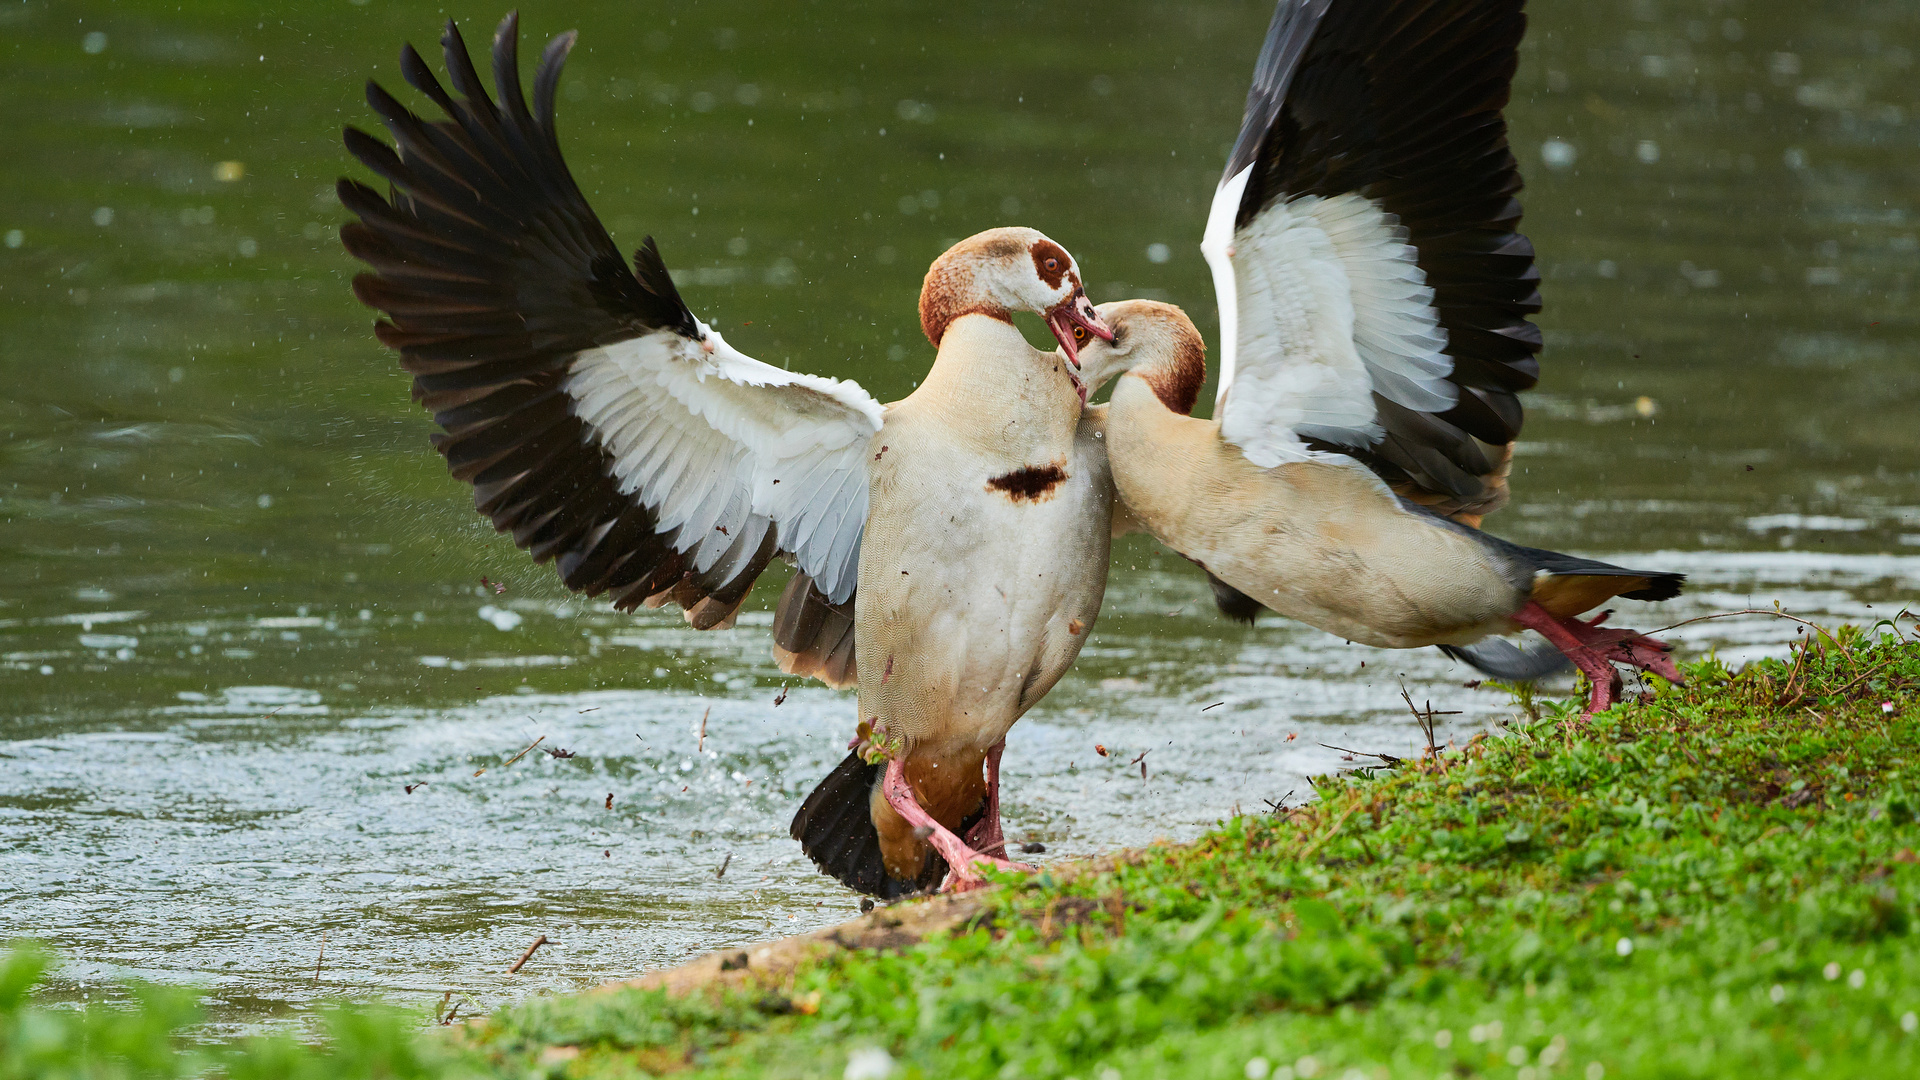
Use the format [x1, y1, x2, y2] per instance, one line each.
[9, 627, 1920, 1079]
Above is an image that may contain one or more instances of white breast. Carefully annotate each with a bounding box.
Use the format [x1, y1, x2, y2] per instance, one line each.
[855, 416, 1113, 756]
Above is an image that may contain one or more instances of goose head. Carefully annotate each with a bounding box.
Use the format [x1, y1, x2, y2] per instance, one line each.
[1070, 299, 1208, 416]
[919, 227, 1115, 402]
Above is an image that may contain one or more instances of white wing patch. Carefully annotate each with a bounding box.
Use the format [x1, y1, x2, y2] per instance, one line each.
[565, 327, 882, 604]
[1205, 176, 1455, 469]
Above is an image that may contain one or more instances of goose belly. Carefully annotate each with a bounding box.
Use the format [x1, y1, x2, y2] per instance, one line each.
[1191, 487, 1523, 648]
[855, 427, 1112, 756]
[1110, 408, 1524, 649]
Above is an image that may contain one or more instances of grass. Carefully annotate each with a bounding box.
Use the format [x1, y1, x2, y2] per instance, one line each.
[8, 624, 1920, 1079]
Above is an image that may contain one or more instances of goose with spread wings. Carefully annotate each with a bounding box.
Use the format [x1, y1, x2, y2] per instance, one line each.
[337, 13, 1119, 896]
[1072, 0, 1685, 714]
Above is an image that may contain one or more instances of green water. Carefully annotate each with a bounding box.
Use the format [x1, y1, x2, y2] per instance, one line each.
[2, 0, 1917, 1034]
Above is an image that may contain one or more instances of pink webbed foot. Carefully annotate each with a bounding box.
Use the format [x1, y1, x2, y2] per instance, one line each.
[881, 756, 1030, 893]
[1513, 601, 1685, 717]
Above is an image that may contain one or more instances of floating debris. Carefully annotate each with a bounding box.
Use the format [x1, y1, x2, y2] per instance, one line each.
[474, 735, 544, 777]
[506, 934, 550, 974]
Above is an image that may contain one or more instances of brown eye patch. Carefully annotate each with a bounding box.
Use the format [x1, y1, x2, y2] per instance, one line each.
[1029, 240, 1070, 288]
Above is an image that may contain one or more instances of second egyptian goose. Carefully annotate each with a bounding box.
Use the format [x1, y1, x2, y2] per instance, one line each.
[335, 14, 1116, 896]
[1070, 0, 1685, 714]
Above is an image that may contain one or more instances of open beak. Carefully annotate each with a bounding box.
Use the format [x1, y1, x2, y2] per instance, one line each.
[1045, 287, 1115, 368]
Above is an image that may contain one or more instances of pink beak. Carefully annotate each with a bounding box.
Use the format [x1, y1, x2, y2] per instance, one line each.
[1045, 287, 1115, 367]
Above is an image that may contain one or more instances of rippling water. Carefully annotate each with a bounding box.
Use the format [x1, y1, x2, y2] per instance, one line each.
[3, 0, 1917, 1035]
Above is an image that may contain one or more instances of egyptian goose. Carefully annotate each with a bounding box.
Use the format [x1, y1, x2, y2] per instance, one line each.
[336, 14, 1117, 895]
[1070, 0, 1685, 715]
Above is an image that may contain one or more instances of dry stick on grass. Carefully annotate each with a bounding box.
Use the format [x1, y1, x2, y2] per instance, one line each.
[506, 934, 550, 974]
[474, 735, 545, 778]
[1297, 798, 1364, 862]
[1825, 655, 1907, 702]
[1321, 743, 1402, 767]
[1399, 685, 1462, 758]
[697, 707, 710, 753]
[1776, 631, 1816, 707]
[1646, 607, 1842, 646]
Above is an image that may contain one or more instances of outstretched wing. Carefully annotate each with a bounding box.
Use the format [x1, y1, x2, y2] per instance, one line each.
[1203, 0, 1539, 521]
[339, 13, 880, 629]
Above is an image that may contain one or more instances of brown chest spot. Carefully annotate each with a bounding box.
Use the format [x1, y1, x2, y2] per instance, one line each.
[986, 462, 1069, 502]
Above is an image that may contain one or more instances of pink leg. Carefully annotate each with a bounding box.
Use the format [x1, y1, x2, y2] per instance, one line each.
[1512, 601, 1685, 716]
[882, 757, 1029, 892]
[962, 740, 1009, 861]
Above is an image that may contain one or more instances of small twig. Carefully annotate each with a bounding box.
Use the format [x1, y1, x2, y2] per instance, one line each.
[1777, 630, 1816, 707]
[697, 707, 710, 753]
[1298, 798, 1362, 862]
[715, 852, 732, 879]
[1320, 742, 1402, 767]
[1261, 790, 1297, 815]
[506, 934, 550, 974]
[312, 930, 326, 985]
[474, 735, 545, 777]
[1200, 701, 1225, 712]
[1645, 608, 1841, 646]
[1397, 684, 1462, 757]
[1826, 656, 1904, 702]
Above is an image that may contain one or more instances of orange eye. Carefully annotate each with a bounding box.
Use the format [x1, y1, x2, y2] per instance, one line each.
[1045, 258, 1060, 271]
[1072, 325, 1088, 343]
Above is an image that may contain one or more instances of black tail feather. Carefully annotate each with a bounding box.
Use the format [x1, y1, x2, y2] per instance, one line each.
[790, 752, 943, 899]
[1517, 546, 1685, 602]
[1438, 639, 1573, 682]
[1206, 572, 1263, 625]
